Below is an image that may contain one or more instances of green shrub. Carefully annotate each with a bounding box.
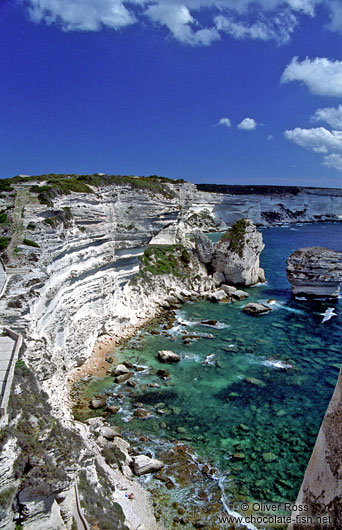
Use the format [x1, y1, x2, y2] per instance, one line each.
[27, 222, 36, 230]
[221, 218, 251, 257]
[139, 244, 191, 277]
[0, 212, 8, 224]
[0, 237, 10, 250]
[23, 239, 40, 248]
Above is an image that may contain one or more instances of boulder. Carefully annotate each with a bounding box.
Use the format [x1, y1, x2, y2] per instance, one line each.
[113, 364, 130, 376]
[101, 426, 122, 440]
[232, 289, 249, 300]
[258, 267, 266, 283]
[158, 350, 181, 363]
[194, 231, 214, 264]
[242, 303, 272, 316]
[106, 405, 120, 414]
[221, 284, 237, 296]
[213, 271, 225, 287]
[132, 455, 163, 476]
[89, 397, 106, 410]
[157, 369, 170, 379]
[209, 290, 227, 302]
[212, 219, 265, 286]
[286, 247, 342, 298]
[112, 436, 130, 454]
[115, 372, 133, 383]
[133, 408, 151, 419]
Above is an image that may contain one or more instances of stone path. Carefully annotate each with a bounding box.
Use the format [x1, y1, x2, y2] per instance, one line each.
[0, 336, 16, 394]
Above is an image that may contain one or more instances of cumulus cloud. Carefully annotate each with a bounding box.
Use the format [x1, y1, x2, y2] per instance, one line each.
[238, 118, 257, 131]
[284, 127, 342, 153]
[145, 3, 220, 45]
[26, 0, 135, 30]
[323, 153, 342, 171]
[217, 117, 231, 127]
[21, 0, 342, 45]
[311, 105, 342, 130]
[281, 57, 342, 97]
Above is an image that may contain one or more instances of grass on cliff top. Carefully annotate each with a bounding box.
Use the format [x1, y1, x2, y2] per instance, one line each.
[3, 173, 182, 206]
[139, 244, 191, 277]
[220, 218, 251, 257]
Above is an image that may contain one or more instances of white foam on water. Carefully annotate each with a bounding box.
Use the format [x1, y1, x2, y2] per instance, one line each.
[217, 476, 259, 530]
[262, 359, 293, 370]
[261, 299, 304, 314]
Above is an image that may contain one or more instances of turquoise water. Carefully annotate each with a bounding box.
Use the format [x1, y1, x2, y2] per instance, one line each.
[76, 223, 342, 507]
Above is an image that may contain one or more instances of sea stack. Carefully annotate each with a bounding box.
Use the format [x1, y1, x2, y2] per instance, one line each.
[286, 247, 342, 298]
[212, 218, 265, 286]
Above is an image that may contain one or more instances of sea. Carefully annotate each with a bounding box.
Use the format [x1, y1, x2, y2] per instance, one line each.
[74, 222, 342, 529]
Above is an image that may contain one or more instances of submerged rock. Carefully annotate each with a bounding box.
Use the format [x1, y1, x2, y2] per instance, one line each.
[286, 246, 342, 298]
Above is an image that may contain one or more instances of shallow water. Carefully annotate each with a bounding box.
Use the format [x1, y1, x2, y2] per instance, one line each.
[75, 222, 342, 515]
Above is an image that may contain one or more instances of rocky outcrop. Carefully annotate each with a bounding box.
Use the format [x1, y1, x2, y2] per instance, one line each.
[211, 219, 265, 286]
[194, 231, 213, 265]
[286, 247, 342, 298]
[287, 367, 342, 530]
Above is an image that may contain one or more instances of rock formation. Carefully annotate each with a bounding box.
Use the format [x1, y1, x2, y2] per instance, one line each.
[286, 247, 342, 298]
[287, 367, 342, 530]
[211, 219, 265, 286]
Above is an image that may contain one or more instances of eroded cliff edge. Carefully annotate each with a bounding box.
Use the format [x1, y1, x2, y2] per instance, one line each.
[0, 174, 342, 529]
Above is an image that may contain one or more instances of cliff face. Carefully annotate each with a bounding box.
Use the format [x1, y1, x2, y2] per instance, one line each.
[0, 175, 342, 529]
[286, 247, 342, 297]
[187, 185, 342, 226]
[212, 218, 265, 286]
[288, 368, 342, 530]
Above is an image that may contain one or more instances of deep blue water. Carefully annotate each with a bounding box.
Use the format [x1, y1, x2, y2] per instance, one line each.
[76, 223, 342, 506]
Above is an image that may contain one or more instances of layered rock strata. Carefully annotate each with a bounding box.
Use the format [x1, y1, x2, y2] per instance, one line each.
[286, 247, 342, 298]
[0, 175, 341, 529]
[211, 219, 265, 286]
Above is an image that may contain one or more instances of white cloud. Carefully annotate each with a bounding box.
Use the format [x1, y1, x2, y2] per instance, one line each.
[21, 0, 342, 45]
[284, 127, 342, 153]
[281, 57, 342, 97]
[145, 3, 220, 46]
[238, 117, 257, 131]
[311, 105, 342, 131]
[327, 1, 342, 33]
[215, 10, 297, 44]
[323, 153, 342, 171]
[26, 0, 135, 30]
[267, 134, 274, 140]
[217, 117, 231, 127]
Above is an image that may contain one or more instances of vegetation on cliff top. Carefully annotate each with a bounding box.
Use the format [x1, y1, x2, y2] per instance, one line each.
[139, 244, 191, 277]
[220, 218, 251, 257]
[0, 173, 182, 206]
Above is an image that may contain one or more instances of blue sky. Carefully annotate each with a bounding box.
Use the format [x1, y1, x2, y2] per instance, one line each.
[1, 1, 342, 186]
